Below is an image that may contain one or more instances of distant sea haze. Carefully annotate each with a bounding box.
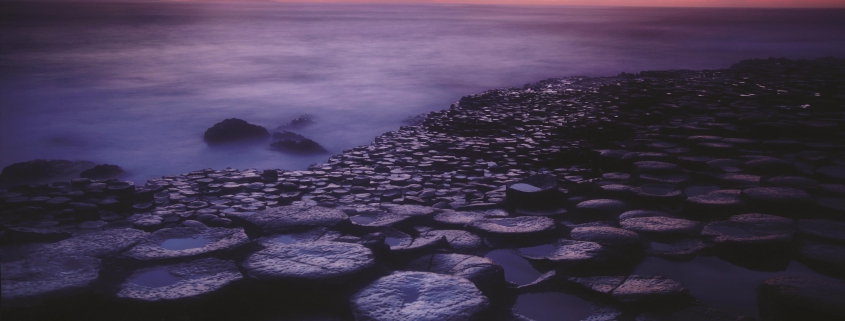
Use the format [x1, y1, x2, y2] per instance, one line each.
[2, 2, 844, 183]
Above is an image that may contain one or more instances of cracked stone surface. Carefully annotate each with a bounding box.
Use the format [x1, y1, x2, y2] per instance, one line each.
[116, 257, 242, 302]
[350, 271, 490, 321]
[242, 241, 374, 283]
[122, 227, 249, 261]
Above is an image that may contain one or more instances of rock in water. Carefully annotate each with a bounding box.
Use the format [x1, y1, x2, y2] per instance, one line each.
[758, 276, 845, 321]
[0, 159, 94, 185]
[350, 271, 490, 321]
[275, 115, 315, 130]
[271, 137, 328, 154]
[203, 118, 269, 144]
[79, 164, 124, 179]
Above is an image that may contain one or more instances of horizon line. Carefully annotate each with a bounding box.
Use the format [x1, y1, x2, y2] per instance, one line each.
[10, 0, 845, 9]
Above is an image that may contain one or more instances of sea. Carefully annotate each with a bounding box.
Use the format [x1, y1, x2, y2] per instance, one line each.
[2, 1, 845, 184]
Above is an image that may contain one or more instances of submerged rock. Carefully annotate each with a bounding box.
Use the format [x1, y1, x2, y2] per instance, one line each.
[270, 131, 328, 154]
[203, 118, 269, 144]
[350, 271, 489, 321]
[758, 276, 845, 321]
[567, 275, 690, 304]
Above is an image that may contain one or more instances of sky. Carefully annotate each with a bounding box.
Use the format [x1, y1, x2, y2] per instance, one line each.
[258, 0, 845, 8]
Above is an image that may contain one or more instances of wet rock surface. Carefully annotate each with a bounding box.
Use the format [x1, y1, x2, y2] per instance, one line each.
[122, 227, 249, 261]
[116, 257, 242, 302]
[349, 271, 490, 321]
[2, 58, 845, 320]
[1, 254, 100, 307]
[243, 241, 374, 283]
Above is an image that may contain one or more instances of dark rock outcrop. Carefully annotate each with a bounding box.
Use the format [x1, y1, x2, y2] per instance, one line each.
[79, 164, 124, 179]
[203, 118, 269, 144]
[0, 159, 94, 186]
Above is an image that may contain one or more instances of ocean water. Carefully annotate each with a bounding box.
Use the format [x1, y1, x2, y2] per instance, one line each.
[2, 2, 845, 183]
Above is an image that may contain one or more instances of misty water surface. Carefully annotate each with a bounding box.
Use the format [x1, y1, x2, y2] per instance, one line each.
[2, 2, 844, 183]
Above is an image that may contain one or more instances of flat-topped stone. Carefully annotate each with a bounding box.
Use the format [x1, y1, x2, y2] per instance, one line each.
[518, 239, 605, 266]
[382, 204, 440, 217]
[575, 199, 627, 218]
[633, 161, 678, 172]
[816, 166, 845, 182]
[567, 275, 690, 304]
[434, 211, 493, 227]
[382, 228, 445, 253]
[350, 271, 489, 321]
[245, 204, 348, 233]
[1, 254, 100, 307]
[123, 227, 249, 261]
[740, 187, 813, 206]
[646, 239, 709, 258]
[611, 275, 690, 304]
[469, 216, 555, 237]
[418, 230, 485, 254]
[348, 210, 414, 229]
[569, 226, 641, 248]
[797, 240, 845, 279]
[684, 190, 748, 218]
[40, 228, 147, 258]
[701, 213, 794, 246]
[797, 219, 845, 243]
[116, 257, 241, 302]
[243, 241, 374, 283]
[406, 253, 505, 295]
[256, 227, 342, 248]
[620, 216, 701, 235]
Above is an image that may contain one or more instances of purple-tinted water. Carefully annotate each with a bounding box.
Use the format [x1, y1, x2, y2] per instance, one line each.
[634, 256, 839, 318]
[2, 2, 844, 183]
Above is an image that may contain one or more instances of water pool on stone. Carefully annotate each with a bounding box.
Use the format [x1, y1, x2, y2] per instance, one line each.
[384, 237, 404, 247]
[486, 249, 541, 285]
[350, 215, 377, 225]
[518, 244, 556, 257]
[160, 237, 211, 250]
[634, 255, 839, 318]
[273, 235, 296, 244]
[514, 292, 593, 321]
[132, 269, 181, 288]
[510, 183, 542, 192]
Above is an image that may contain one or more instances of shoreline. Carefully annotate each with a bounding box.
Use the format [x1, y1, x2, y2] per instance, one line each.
[2, 57, 845, 320]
